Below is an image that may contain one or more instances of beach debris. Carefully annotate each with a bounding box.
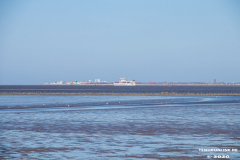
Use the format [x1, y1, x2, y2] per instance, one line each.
[106, 102, 108, 104]
[43, 104, 45, 105]
[119, 102, 121, 103]
[68, 105, 70, 107]
[83, 134, 85, 136]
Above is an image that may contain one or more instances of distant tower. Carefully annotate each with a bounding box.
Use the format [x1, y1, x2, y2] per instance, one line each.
[76, 81, 77, 85]
[214, 79, 216, 84]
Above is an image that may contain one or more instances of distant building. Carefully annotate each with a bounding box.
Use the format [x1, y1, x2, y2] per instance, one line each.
[57, 81, 63, 84]
[50, 81, 63, 85]
[95, 79, 100, 83]
[214, 79, 216, 84]
[88, 80, 93, 83]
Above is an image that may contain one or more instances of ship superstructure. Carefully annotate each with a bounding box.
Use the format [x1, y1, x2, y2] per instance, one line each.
[114, 76, 136, 86]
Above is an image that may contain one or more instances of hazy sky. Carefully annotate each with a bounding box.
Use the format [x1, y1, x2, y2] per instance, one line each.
[1, 0, 240, 84]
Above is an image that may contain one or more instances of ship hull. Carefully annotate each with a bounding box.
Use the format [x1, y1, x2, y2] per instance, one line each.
[114, 83, 136, 86]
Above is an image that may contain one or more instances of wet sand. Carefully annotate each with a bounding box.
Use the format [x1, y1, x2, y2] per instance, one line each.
[0, 95, 240, 159]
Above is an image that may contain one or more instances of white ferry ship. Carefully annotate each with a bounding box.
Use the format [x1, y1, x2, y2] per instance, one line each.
[114, 76, 136, 86]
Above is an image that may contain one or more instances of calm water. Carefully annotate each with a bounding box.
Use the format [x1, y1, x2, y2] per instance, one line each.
[0, 94, 240, 159]
[1, 85, 240, 93]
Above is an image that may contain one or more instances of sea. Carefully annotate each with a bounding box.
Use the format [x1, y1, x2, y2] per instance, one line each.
[0, 85, 240, 159]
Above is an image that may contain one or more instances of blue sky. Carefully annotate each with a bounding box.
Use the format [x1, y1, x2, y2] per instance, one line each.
[0, 0, 240, 84]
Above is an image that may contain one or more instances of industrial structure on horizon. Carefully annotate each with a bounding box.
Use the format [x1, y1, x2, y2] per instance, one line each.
[114, 76, 136, 86]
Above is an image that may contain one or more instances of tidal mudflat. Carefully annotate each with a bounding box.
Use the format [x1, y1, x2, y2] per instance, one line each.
[0, 95, 239, 159]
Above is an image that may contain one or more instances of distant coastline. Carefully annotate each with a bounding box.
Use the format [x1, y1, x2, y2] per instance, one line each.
[1, 92, 240, 96]
[42, 78, 240, 86]
[40, 84, 240, 86]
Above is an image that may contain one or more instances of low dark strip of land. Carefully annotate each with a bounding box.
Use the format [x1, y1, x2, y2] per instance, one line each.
[1, 92, 240, 96]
